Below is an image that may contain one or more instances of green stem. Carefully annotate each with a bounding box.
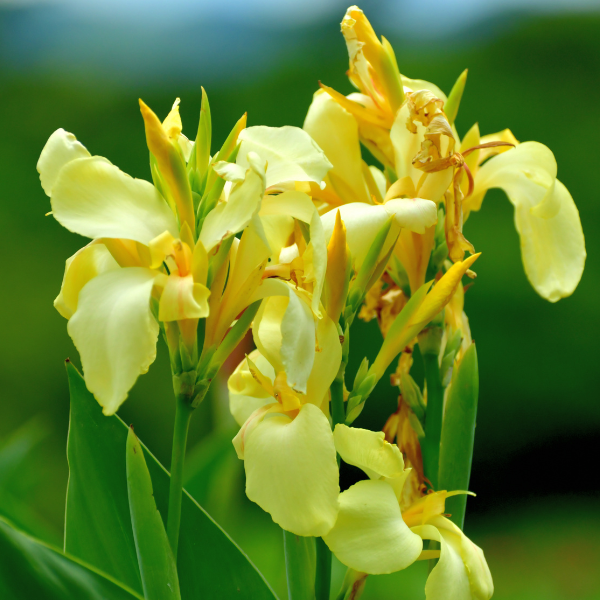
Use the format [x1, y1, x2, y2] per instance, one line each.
[315, 537, 332, 600]
[330, 374, 346, 431]
[283, 530, 315, 600]
[422, 353, 444, 490]
[166, 395, 194, 561]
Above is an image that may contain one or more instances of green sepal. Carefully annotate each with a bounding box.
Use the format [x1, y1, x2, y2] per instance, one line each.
[438, 343, 479, 529]
[195, 87, 212, 186]
[444, 69, 468, 126]
[399, 371, 426, 425]
[126, 427, 181, 600]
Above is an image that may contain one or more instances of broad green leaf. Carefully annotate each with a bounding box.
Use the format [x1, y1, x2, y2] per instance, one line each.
[126, 428, 180, 600]
[438, 343, 479, 529]
[283, 530, 316, 600]
[0, 516, 143, 600]
[0, 419, 61, 545]
[65, 361, 143, 593]
[65, 361, 279, 600]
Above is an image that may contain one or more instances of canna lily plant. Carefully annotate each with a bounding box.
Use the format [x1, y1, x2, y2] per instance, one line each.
[18, 4, 585, 600]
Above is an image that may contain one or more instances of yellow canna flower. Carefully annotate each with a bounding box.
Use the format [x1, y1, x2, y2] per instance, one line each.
[323, 425, 494, 600]
[229, 306, 342, 536]
[38, 127, 210, 415]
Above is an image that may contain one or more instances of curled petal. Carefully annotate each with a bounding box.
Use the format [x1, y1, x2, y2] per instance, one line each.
[52, 157, 178, 245]
[323, 480, 422, 574]
[229, 350, 277, 426]
[37, 129, 91, 197]
[251, 280, 316, 394]
[158, 274, 210, 321]
[242, 403, 339, 536]
[54, 242, 119, 319]
[68, 267, 159, 415]
[333, 425, 405, 479]
[473, 142, 585, 301]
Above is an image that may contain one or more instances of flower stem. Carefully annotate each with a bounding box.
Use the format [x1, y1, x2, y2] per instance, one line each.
[283, 530, 315, 600]
[315, 537, 332, 600]
[166, 395, 194, 561]
[421, 353, 444, 490]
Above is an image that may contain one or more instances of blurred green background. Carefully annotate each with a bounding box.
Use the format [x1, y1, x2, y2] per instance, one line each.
[1, 0, 599, 598]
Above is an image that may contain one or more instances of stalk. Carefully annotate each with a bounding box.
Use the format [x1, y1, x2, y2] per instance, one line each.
[315, 537, 332, 600]
[421, 352, 444, 490]
[166, 395, 194, 560]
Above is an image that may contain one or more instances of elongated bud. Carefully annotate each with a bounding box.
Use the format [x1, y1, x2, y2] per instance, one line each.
[444, 69, 468, 126]
[324, 210, 350, 323]
[195, 87, 212, 186]
[371, 253, 480, 380]
[400, 371, 425, 424]
[139, 99, 196, 237]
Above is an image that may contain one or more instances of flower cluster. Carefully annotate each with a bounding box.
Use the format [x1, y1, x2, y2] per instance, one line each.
[39, 5, 585, 600]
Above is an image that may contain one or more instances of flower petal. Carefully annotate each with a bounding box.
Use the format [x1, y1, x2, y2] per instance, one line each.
[158, 274, 210, 321]
[384, 198, 438, 234]
[473, 142, 585, 301]
[228, 350, 276, 427]
[323, 480, 422, 574]
[303, 90, 370, 204]
[260, 191, 327, 315]
[242, 403, 339, 536]
[238, 126, 333, 189]
[321, 202, 398, 271]
[200, 152, 267, 252]
[67, 267, 159, 415]
[252, 280, 315, 394]
[37, 129, 91, 196]
[51, 156, 179, 245]
[333, 425, 405, 479]
[54, 242, 119, 319]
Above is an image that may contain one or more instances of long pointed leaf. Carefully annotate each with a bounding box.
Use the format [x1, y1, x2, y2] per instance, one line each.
[0, 516, 143, 600]
[126, 427, 180, 600]
[438, 343, 479, 529]
[65, 362, 278, 600]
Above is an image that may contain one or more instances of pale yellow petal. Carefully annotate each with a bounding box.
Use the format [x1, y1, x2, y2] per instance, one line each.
[333, 425, 405, 479]
[383, 198, 438, 234]
[473, 142, 585, 301]
[303, 90, 370, 204]
[323, 480, 422, 574]
[37, 129, 91, 196]
[238, 126, 333, 188]
[67, 267, 159, 415]
[252, 280, 315, 394]
[157, 274, 210, 321]
[412, 523, 471, 600]
[54, 242, 119, 319]
[260, 191, 327, 315]
[51, 156, 178, 245]
[228, 350, 276, 426]
[242, 403, 339, 536]
[321, 202, 399, 271]
[200, 152, 267, 252]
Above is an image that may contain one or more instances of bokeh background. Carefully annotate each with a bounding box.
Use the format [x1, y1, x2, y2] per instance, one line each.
[1, 0, 599, 598]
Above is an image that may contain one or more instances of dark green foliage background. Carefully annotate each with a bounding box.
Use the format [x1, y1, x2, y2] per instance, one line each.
[0, 7, 598, 599]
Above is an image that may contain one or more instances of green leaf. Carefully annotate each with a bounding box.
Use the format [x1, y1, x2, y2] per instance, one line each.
[0, 516, 143, 600]
[126, 428, 180, 600]
[438, 343, 479, 529]
[65, 361, 279, 600]
[283, 530, 315, 600]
